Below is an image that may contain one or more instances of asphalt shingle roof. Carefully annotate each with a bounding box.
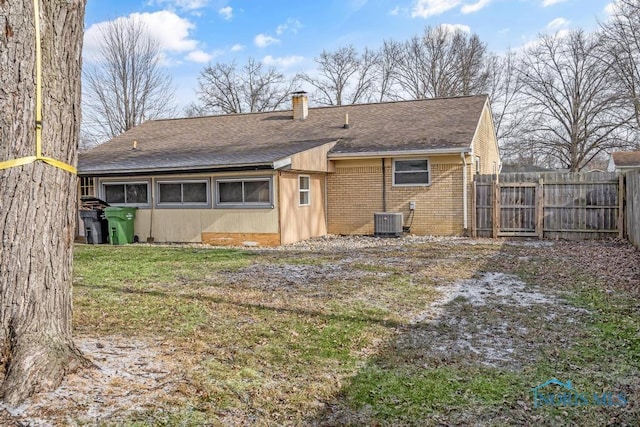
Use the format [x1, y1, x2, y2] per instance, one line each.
[612, 151, 640, 168]
[78, 95, 488, 175]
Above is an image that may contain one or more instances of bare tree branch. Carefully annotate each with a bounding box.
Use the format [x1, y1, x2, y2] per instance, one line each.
[300, 45, 381, 106]
[518, 30, 631, 171]
[600, 0, 640, 136]
[83, 16, 176, 142]
[391, 26, 490, 99]
[196, 58, 298, 114]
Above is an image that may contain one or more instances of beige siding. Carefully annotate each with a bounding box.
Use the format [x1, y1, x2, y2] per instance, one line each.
[97, 171, 280, 245]
[328, 155, 469, 236]
[278, 171, 328, 245]
[133, 208, 280, 243]
[289, 141, 337, 172]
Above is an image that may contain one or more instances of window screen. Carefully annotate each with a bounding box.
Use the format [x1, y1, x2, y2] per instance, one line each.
[103, 182, 149, 205]
[158, 181, 208, 206]
[216, 178, 272, 207]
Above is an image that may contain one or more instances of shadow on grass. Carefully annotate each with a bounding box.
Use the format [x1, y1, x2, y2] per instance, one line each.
[74, 281, 404, 330]
[303, 240, 640, 426]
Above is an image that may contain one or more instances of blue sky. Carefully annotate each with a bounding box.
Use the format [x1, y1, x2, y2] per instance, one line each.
[84, 0, 614, 109]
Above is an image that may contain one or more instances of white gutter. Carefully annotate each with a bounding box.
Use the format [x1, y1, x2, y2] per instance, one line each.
[328, 147, 471, 159]
[461, 152, 468, 231]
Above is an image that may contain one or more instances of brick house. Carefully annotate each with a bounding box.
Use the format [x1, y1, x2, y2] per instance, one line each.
[78, 93, 500, 245]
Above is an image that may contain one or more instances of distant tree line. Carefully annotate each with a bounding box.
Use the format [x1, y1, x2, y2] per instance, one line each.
[85, 0, 640, 171]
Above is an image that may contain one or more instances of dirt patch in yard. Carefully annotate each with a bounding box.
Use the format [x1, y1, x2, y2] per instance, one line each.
[405, 271, 589, 370]
[2, 236, 639, 425]
[0, 336, 185, 426]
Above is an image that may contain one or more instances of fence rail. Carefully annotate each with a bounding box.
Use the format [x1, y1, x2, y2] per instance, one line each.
[474, 172, 623, 240]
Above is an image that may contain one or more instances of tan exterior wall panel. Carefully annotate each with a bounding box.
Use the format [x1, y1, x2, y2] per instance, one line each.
[131, 208, 280, 243]
[278, 172, 328, 245]
[289, 141, 337, 172]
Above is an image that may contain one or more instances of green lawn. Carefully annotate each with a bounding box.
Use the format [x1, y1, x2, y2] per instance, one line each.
[69, 240, 640, 426]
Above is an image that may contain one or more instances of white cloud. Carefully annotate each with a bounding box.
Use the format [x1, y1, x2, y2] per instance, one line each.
[275, 18, 303, 35]
[461, 0, 490, 14]
[604, 2, 616, 15]
[231, 44, 245, 52]
[522, 29, 570, 51]
[546, 17, 569, 30]
[554, 29, 570, 39]
[186, 50, 213, 63]
[84, 11, 198, 63]
[262, 55, 305, 69]
[148, 0, 210, 11]
[542, 0, 569, 7]
[412, 0, 460, 18]
[254, 33, 280, 48]
[218, 6, 233, 20]
[440, 23, 471, 33]
[389, 6, 401, 15]
[137, 11, 197, 52]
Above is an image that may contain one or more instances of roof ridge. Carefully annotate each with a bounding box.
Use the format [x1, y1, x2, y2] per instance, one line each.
[149, 94, 489, 124]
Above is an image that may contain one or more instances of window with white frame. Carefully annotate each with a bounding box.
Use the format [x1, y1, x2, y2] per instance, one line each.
[475, 156, 481, 175]
[102, 181, 150, 206]
[215, 177, 272, 208]
[157, 180, 209, 207]
[299, 175, 310, 206]
[393, 159, 430, 186]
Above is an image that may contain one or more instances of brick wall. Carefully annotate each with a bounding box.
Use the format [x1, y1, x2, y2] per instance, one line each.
[472, 103, 501, 174]
[327, 156, 467, 236]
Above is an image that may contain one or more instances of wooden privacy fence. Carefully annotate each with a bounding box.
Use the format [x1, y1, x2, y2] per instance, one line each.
[626, 170, 640, 248]
[474, 172, 624, 240]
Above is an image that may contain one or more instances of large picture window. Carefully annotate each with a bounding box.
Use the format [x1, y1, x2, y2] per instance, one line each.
[215, 177, 272, 208]
[102, 181, 150, 206]
[393, 159, 430, 186]
[157, 180, 209, 207]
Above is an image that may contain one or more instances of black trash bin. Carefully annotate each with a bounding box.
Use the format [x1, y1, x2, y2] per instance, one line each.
[79, 197, 110, 244]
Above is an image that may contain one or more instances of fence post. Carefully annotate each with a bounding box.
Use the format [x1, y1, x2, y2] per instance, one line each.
[492, 175, 500, 238]
[618, 174, 625, 239]
[536, 178, 544, 239]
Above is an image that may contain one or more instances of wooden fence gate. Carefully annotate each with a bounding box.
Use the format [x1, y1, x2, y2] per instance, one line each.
[474, 172, 624, 239]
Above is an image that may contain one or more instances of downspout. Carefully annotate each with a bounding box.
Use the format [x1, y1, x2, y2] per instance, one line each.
[461, 152, 468, 232]
[324, 173, 329, 233]
[277, 171, 282, 245]
[382, 158, 387, 211]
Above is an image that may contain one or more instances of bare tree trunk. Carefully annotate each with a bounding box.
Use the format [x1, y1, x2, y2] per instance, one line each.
[0, 0, 89, 406]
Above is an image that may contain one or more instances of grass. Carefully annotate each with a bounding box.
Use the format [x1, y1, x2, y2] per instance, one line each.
[67, 240, 640, 426]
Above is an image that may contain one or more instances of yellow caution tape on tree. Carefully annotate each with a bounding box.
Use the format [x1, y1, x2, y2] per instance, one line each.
[0, 0, 77, 175]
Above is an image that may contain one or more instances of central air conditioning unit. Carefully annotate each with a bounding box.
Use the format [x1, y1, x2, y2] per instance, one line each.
[374, 212, 403, 237]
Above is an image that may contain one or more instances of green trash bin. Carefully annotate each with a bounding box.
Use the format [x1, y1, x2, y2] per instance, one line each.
[104, 207, 137, 244]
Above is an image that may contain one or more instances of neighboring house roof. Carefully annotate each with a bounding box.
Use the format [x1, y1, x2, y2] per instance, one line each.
[610, 151, 640, 171]
[78, 95, 489, 176]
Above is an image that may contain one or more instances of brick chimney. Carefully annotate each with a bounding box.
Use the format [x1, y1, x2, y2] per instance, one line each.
[292, 91, 308, 120]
